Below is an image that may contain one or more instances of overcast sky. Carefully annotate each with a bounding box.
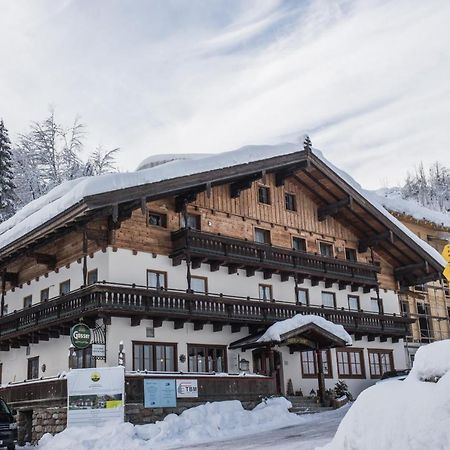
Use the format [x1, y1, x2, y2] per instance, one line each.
[1, 0, 449, 189]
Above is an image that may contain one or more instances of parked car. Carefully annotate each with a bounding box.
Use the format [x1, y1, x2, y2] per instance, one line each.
[0, 397, 17, 450]
[377, 369, 410, 383]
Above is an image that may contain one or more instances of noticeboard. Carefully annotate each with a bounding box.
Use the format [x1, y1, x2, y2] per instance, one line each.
[144, 379, 176, 408]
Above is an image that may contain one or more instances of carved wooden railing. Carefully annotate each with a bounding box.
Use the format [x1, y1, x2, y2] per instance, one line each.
[0, 283, 411, 343]
[171, 229, 380, 286]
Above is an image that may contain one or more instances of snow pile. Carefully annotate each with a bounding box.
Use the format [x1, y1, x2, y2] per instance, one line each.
[257, 314, 352, 345]
[375, 187, 450, 229]
[320, 340, 450, 450]
[34, 397, 302, 450]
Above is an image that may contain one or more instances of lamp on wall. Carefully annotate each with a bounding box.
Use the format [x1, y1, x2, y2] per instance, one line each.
[238, 356, 250, 372]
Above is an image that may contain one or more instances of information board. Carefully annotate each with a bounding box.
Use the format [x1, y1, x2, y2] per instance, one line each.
[176, 379, 199, 398]
[144, 379, 176, 408]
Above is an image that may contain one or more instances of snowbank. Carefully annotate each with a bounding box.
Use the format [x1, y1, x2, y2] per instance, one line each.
[257, 314, 352, 345]
[320, 340, 450, 450]
[34, 397, 302, 450]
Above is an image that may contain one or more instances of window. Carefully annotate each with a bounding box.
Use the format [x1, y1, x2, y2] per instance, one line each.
[73, 347, 95, 369]
[285, 193, 296, 211]
[259, 284, 273, 301]
[87, 269, 98, 285]
[258, 186, 271, 204]
[370, 297, 383, 314]
[345, 248, 357, 262]
[40, 288, 50, 303]
[147, 270, 167, 289]
[27, 357, 39, 380]
[300, 350, 332, 378]
[321, 291, 336, 308]
[133, 342, 177, 372]
[255, 228, 271, 244]
[60, 280, 71, 295]
[400, 300, 410, 315]
[23, 295, 32, 308]
[319, 242, 334, 257]
[336, 348, 365, 378]
[348, 295, 360, 311]
[417, 302, 433, 342]
[368, 349, 394, 378]
[296, 288, 309, 305]
[188, 344, 227, 373]
[292, 237, 306, 252]
[447, 307, 450, 318]
[148, 211, 167, 227]
[181, 213, 201, 230]
[191, 276, 207, 293]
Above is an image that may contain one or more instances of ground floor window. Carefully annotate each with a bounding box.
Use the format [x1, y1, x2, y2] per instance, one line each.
[74, 347, 95, 369]
[133, 342, 177, 372]
[27, 356, 39, 380]
[300, 350, 332, 378]
[336, 348, 365, 378]
[368, 349, 394, 378]
[188, 344, 227, 373]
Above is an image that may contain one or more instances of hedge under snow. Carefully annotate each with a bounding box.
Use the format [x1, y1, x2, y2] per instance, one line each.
[321, 339, 450, 450]
[34, 397, 302, 450]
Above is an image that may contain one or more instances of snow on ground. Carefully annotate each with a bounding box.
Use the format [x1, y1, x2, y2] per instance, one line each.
[30, 397, 346, 450]
[321, 339, 450, 450]
[257, 314, 352, 345]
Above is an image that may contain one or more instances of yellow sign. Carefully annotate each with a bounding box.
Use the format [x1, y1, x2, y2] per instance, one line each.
[442, 244, 450, 263]
[444, 265, 450, 282]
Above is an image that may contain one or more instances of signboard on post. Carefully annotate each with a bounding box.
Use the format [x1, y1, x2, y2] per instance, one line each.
[67, 366, 125, 427]
[92, 343, 106, 358]
[176, 379, 198, 398]
[144, 379, 176, 408]
[70, 323, 92, 349]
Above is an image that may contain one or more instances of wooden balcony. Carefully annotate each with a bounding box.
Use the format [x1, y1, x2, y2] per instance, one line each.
[0, 283, 411, 349]
[170, 229, 380, 290]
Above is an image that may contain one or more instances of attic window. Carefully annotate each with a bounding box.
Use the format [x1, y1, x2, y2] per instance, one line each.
[258, 186, 271, 205]
[285, 193, 296, 211]
[149, 212, 167, 228]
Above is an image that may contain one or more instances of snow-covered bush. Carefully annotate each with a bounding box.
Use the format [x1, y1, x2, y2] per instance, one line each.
[320, 339, 450, 450]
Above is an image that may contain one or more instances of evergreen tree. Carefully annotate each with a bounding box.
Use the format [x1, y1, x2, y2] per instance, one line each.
[0, 119, 16, 222]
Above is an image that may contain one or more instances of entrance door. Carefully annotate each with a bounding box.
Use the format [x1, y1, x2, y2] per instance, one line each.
[252, 349, 283, 394]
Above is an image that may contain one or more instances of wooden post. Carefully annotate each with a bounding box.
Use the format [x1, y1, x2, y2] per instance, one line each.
[82, 231, 88, 286]
[0, 268, 6, 317]
[182, 203, 192, 292]
[316, 348, 325, 405]
[268, 347, 275, 375]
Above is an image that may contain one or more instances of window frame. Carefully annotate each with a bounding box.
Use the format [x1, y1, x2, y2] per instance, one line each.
[190, 275, 208, 294]
[258, 185, 271, 205]
[148, 211, 168, 228]
[292, 236, 307, 252]
[87, 268, 98, 285]
[181, 213, 201, 230]
[23, 295, 32, 309]
[59, 279, 71, 295]
[187, 344, 228, 373]
[370, 297, 384, 314]
[254, 227, 271, 245]
[367, 349, 394, 379]
[296, 287, 309, 306]
[259, 284, 273, 301]
[73, 347, 96, 369]
[40, 288, 50, 303]
[284, 192, 297, 211]
[321, 291, 336, 308]
[319, 241, 334, 257]
[348, 295, 360, 311]
[336, 348, 366, 379]
[27, 356, 39, 380]
[345, 248, 357, 262]
[300, 349, 333, 378]
[147, 270, 168, 290]
[132, 341, 178, 372]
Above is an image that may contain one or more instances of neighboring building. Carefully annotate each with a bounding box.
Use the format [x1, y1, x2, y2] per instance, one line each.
[0, 143, 445, 415]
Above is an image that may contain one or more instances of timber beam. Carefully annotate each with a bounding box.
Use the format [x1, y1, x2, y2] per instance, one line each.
[1, 272, 18, 287]
[32, 252, 57, 270]
[193, 321, 204, 331]
[231, 324, 242, 333]
[175, 191, 198, 213]
[213, 323, 223, 332]
[274, 160, 309, 187]
[394, 261, 430, 277]
[173, 320, 184, 330]
[0, 343, 10, 351]
[358, 230, 394, 253]
[230, 173, 261, 198]
[318, 197, 352, 222]
[130, 317, 141, 327]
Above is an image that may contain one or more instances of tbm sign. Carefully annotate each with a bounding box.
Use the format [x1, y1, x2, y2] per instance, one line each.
[70, 323, 92, 349]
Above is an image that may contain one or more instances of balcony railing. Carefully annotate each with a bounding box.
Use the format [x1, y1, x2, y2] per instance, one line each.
[170, 229, 380, 288]
[0, 282, 411, 347]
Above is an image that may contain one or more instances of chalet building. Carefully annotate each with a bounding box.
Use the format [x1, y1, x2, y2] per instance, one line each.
[0, 142, 446, 420]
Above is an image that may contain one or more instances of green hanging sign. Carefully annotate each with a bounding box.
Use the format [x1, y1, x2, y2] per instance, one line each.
[71, 323, 92, 349]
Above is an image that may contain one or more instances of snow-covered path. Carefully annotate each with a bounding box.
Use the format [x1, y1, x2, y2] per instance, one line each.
[167, 406, 348, 450]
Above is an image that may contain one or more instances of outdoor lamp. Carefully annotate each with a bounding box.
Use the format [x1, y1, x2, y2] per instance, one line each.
[239, 358, 250, 372]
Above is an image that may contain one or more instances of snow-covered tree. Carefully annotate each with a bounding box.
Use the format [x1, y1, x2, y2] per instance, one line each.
[84, 146, 120, 176]
[0, 119, 16, 222]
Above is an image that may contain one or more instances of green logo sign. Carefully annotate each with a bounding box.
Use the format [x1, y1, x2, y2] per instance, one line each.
[71, 323, 92, 349]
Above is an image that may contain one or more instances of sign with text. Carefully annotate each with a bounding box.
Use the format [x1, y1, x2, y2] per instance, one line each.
[144, 379, 176, 408]
[70, 323, 92, 349]
[92, 344, 106, 358]
[67, 366, 125, 427]
[176, 379, 198, 398]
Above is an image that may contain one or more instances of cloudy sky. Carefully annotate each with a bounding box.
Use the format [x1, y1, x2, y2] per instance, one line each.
[1, 0, 449, 189]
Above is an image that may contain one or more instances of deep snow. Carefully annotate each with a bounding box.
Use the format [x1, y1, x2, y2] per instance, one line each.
[321, 339, 450, 450]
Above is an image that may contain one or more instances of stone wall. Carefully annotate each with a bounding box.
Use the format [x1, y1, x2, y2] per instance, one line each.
[31, 407, 67, 444]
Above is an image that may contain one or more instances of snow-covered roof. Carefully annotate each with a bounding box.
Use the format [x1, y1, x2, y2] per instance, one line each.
[257, 314, 352, 346]
[136, 153, 213, 171]
[0, 142, 446, 270]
